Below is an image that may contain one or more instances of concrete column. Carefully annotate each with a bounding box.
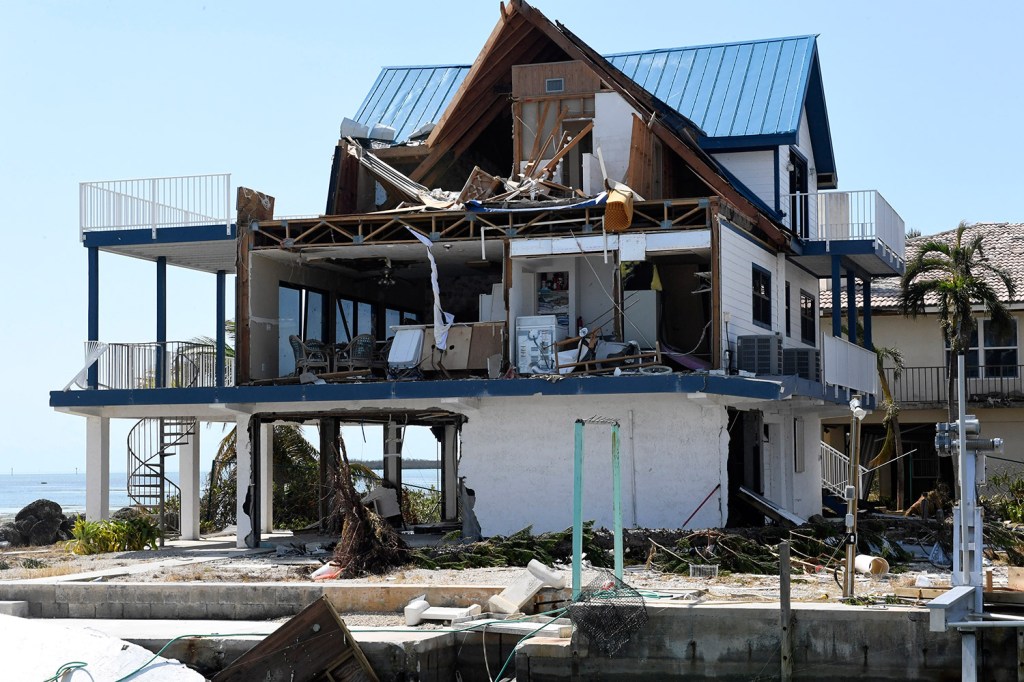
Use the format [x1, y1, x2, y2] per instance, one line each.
[179, 420, 201, 540]
[85, 416, 110, 521]
[384, 422, 403, 493]
[87, 247, 99, 389]
[235, 414, 254, 549]
[442, 425, 458, 521]
[260, 422, 274, 533]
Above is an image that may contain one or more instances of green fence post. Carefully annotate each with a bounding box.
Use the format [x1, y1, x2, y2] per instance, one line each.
[611, 422, 623, 582]
[573, 419, 585, 600]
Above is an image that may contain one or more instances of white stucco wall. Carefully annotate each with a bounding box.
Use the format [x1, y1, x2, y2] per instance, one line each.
[459, 394, 729, 535]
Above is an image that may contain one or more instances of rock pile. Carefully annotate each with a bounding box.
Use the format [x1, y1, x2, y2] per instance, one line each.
[0, 499, 79, 547]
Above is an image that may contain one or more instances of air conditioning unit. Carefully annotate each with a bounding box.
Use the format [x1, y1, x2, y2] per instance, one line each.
[783, 347, 821, 382]
[737, 335, 782, 375]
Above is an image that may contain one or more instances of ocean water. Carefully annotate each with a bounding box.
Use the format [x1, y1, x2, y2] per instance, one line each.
[0, 468, 440, 521]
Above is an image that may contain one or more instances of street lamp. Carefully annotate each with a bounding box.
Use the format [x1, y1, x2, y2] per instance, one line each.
[843, 395, 866, 598]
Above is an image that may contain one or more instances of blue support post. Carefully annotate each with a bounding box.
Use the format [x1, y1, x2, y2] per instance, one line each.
[216, 270, 226, 388]
[156, 256, 167, 387]
[572, 420, 585, 600]
[87, 247, 99, 389]
[862, 279, 873, 351]
[611, 423, 623, 582]
[831, 257, 842, 338]
[846, 270, 858, 345]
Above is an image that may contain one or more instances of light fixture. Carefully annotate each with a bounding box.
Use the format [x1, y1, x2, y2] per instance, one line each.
[849, 397, 866, 421]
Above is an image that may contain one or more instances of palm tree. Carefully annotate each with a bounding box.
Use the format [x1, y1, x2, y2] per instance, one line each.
[869, 345, 906, 510]
[898, 221, 1017, 497]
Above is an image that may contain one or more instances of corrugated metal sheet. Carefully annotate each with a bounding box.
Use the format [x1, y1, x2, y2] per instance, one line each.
[353, 36, 817, 144]
[606, 36, 816, 138]
[353, 65, 469, 143]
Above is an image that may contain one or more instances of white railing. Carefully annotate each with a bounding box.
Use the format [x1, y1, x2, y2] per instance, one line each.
[822, 334, 878, 396]
[785, 189, 905, 263]
[820, 440, 867, 497]
[71, 341, 233, 390]
[80, 173, 231, 240]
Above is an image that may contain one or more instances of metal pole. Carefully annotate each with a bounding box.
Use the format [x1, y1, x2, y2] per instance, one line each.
[572, 420, 585, 600]
[611, 422, 623, 582]
[844, 398, 860, 598]
[780, 541, 793, 681]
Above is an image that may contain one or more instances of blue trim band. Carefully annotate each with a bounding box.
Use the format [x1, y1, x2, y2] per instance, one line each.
[50, 372, 786, 409]
[83, 224, 237, 248]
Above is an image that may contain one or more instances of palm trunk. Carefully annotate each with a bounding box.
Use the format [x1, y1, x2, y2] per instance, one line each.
[947, 352, 961, 501]
[893, 415, 906, 511]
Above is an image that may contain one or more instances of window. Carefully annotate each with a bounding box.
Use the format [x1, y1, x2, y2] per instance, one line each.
[278, 284, 328, 375]
[545, 77, 565, 93]
[785, 282, 791, 337]
[752, 266, 772, 328]
[945, 319, 1018, 378]
[788, 149, 809, 239]
[800, 290, 816, 345]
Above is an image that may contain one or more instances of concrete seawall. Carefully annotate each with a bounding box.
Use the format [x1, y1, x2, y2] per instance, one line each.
[3, 579, 1016, 679]
[520, 601, 1013, 681]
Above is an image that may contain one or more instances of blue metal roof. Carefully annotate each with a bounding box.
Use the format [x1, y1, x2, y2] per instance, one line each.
[350, 36, 834, 177]
[353, 65, 469, 143]
[605, 36, 817, 141]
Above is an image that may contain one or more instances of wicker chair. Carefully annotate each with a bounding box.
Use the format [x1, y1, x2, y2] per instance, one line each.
[288, 335, 329, 376]
[340, 334, 377, 372]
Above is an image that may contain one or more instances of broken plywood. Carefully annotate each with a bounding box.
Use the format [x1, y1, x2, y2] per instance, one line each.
[212, 596, 378, 682]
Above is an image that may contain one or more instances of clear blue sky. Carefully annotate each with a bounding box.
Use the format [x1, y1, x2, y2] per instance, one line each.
[2, 1, 1022, 474]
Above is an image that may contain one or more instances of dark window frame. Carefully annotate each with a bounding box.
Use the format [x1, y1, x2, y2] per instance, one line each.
[752, 265, 772, 328]
[799, 289, 816, 346]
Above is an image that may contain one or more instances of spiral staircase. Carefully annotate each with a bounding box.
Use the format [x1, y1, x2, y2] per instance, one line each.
[126, 344, 208, 541]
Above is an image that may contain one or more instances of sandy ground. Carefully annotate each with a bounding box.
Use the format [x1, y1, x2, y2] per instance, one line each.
[0, 530, 989, 605]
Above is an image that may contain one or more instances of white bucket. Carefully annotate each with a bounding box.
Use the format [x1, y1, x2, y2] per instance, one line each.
[854, 554, 889, 575]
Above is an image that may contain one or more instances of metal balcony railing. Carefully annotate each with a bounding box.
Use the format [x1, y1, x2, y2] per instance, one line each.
[81, 341, 233, 390]
[80, 173, 231, 239]
[884, 365, 1024, 405]
[785, 189, 905, 264]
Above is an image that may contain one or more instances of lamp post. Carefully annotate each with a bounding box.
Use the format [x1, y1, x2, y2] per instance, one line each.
[843, 395, 867, 598]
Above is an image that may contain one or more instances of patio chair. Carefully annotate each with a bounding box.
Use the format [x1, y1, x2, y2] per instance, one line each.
[288, 335, 329, 376]
[339, 333, 376, 372]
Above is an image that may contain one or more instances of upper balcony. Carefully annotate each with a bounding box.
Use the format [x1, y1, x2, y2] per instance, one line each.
[79, 174, 237, 274]
[786, 189, 905, 279]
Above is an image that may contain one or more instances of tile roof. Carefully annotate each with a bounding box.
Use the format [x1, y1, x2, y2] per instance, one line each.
[821, 223, 1024, 312]
[350, 36, 833, 177]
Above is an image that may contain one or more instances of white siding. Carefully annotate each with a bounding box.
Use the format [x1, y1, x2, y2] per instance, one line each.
[783, 265, 821, 348]
[713, 150, 776, 209]
[719, 220, 783, 363]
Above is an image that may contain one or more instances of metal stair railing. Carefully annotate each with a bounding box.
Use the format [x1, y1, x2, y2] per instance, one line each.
[820, 440, 868, 497]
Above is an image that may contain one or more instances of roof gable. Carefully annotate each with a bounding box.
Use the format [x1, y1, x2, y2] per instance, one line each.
[351, 34, 836, 183]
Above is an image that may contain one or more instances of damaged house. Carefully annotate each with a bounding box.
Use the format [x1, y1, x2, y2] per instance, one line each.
[53, 0, 905, 547]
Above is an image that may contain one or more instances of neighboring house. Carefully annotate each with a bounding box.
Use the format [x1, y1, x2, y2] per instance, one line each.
[52, 0, 904, 548]
[822, 223, 1024, 504]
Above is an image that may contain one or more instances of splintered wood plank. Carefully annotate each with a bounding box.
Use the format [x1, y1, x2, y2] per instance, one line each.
[212, 596, 378, 682]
